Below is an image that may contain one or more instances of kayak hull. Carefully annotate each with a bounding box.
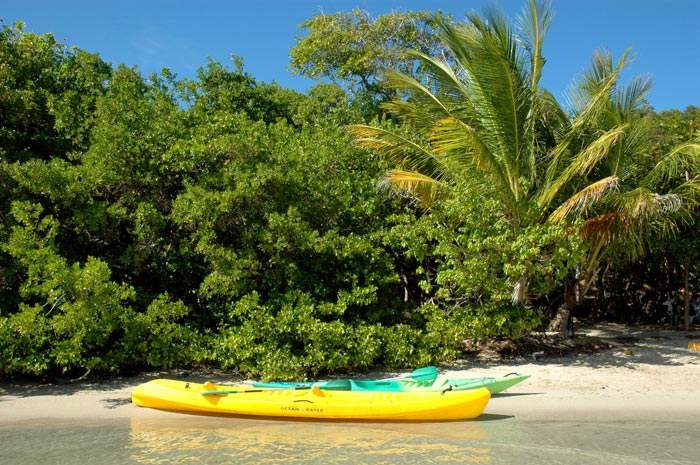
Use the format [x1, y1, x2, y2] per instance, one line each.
[131, 379, 491, 421]
[253, 374, 530, 394]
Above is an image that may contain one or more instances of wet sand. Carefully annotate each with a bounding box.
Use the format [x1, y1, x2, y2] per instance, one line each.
[2, 323, 699, 424]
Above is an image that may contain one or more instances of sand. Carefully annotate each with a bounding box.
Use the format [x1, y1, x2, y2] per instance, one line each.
[1, 322, 699, 425]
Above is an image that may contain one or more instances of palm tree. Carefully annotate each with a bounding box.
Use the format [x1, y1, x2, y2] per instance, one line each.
[347, 0, 700, 334]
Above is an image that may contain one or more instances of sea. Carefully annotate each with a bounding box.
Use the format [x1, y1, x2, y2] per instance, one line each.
[3, 415, 697, 465]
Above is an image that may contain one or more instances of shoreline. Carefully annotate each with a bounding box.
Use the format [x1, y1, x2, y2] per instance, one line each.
[2, 323, 699, 425]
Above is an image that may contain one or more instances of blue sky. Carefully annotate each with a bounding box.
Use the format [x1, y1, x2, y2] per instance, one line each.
[3, 0, 698, 112]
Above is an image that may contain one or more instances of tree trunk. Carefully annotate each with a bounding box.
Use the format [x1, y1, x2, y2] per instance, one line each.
[683, 255, 690, 331]
[547, 278, 577, 336]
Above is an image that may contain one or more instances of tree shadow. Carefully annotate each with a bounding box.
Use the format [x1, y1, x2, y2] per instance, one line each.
[0, 369, 245, 399]
[447, 322, 700, 370]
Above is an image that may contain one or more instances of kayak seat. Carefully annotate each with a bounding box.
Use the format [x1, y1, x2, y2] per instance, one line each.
[322, 379, 353, 391]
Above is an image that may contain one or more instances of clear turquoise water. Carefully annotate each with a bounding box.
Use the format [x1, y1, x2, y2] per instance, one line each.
[2, 416, 697, 465]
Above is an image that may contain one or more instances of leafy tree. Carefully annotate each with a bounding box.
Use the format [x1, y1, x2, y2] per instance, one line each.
[183, 57, 303, 127]
[169, 111, 413, 377]
[627, 107, 700, 329]
[9, 1, 700, 380]
[0, 22, 110, 311]
[383, 179, 583, 340]
[645, 106, 700, 157]
[346, 0, 700, 335]
[0, 21, 111, 161]
[0, 200, 197, 374]
[290, 9, 451, 115]
[1, 201, 136, 373]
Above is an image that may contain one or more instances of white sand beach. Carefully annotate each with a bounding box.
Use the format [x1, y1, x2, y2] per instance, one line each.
[2, 323, 699, 425]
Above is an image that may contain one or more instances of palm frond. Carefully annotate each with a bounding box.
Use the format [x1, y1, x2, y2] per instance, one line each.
[642, 143, 700, 189]
[582, 210, 650, 260]
[614, 73, 653, 115]
[517, 0, 554, 188]
[460, 22, 534, 201]
[671, 179, 700, 213]
[566, 49, 632, 115]
[517, 0, 552, 89]
[609, 187, 683, 222]
[539, 124, 627, 208]
[566, 49, 615, 106]
[380, 99, 446, 134]
[582, 187, 685, 260]
[548, 50, 632, 182]
[431, 116, 517, 207]
[604, 119, 648, 182]
[381, 169, 446, 207]
[535, 88, 570, 136]
[345, 124, 451, 182]
[429, 14, 477, 69]
[387, 11, 540, 211]
[548, 175, 619, 223]
[381, 67, 457, 118]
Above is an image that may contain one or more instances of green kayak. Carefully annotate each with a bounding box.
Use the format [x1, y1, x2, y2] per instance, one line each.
[252, 372, 530, 394]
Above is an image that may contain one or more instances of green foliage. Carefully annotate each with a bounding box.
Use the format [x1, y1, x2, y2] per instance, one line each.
[292, 83, 363, 127]
[290, 10, 450, 115]
[644, 105, 700, 156]
[1, 201, 137, 373]
[385, 181, 584, 339]
[83, 65, 183, 203]
[119, 294, 197, 368]
[0, 22, 111, 161]
[0, 305, 52, 374]
[167, 105, 420, 378]
[1, 6, 697, 379]
[379, 324, 424, 367]
[186, 58, 302, 126]
[347, 0, 700, 333]
[0, 200, 198, 374]
[207, 291, 385, 380]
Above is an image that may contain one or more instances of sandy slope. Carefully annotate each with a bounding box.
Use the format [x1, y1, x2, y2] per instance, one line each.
[451, 324, 700, 422]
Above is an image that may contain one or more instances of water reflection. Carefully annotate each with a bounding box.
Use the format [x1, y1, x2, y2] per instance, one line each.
[128, 417, 491, 464]
[4, 415, 697, 464]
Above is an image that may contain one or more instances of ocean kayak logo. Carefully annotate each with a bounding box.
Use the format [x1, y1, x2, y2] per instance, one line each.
[281, 405, 324, 413]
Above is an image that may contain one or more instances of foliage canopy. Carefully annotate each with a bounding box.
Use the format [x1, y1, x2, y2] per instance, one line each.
[1, 5, 698, 379]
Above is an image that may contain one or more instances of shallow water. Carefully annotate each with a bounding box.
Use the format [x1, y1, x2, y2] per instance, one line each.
[3, 416, 698, 465]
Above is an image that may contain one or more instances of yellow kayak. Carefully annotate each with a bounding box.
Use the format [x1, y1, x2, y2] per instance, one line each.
[131, 379, 491, 421]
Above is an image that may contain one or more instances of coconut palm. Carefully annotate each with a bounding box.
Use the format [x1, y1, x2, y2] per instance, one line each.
[346, 0, 700, 334]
